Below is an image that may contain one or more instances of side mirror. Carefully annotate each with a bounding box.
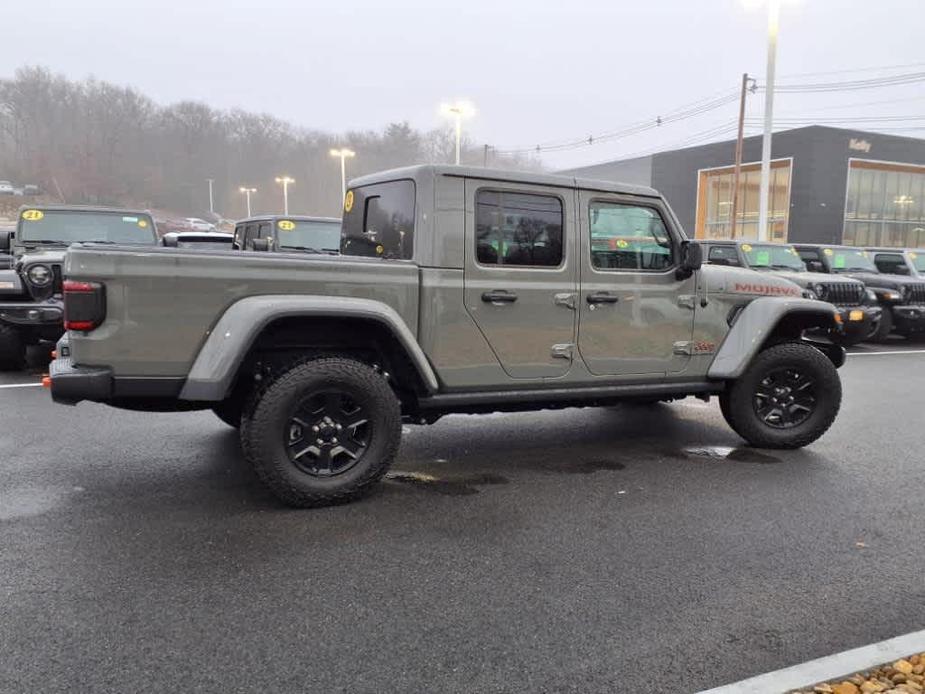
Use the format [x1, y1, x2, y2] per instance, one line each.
[894, 265, 911, 275]
[249, 238, 271, 252]
[677, 240, 702, 279]
[0, 231, 10, 252]
[161, 233, 179, 247]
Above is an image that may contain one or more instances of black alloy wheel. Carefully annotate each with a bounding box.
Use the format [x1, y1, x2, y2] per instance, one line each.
[752, 367, 816, 429]
[285, 390, 371, 477]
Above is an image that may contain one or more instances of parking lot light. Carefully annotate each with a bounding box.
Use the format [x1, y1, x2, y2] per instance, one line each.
[440, 101, 476, 165]
[238, 186, 257, 217]
[274, 176, 294, 215]
[329, 149, 356, 206]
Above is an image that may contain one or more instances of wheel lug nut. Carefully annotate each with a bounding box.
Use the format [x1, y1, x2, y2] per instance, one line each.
[332, 437, 338, 444]
[336, 424, 342, 430]
[312, 425, 319, 432]
[316, 438, 323, 445]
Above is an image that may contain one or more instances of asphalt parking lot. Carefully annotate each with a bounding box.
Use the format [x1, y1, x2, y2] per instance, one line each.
[2, 345, 925, 693]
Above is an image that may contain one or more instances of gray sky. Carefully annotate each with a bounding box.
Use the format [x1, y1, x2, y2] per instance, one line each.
[3, 0, 924, 169]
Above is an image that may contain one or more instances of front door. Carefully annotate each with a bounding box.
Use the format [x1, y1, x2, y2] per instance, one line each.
[463, 181, 577, 380]
[576, 193, 696, 376]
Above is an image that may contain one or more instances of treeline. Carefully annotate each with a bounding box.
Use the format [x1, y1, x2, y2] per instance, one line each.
[0, 66, 537, 219]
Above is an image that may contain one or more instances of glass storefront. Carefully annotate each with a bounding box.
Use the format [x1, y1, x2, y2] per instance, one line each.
[697, 160, 791, 241]
[843, 160, 925, 248]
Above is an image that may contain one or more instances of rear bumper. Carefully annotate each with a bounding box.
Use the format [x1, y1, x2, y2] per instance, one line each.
[49, 352, 112, 405]
[892, 305, 925, 333]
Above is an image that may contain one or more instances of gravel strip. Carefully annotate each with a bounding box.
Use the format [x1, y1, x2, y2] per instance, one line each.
[791, 653, 925, 694]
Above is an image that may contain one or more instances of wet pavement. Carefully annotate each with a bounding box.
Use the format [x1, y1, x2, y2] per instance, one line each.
[1, 347, 924, 693]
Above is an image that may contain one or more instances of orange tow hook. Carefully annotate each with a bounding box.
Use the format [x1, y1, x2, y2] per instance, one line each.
[51, 350, 57, 359]
[41, 375, 52, 389]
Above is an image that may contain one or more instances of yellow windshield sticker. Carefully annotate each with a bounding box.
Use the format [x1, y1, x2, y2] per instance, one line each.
[278, 220, 295, 231]
[741, 243, 752, 252]
[616, 239, 629, 249]
[787, 247, 798, 255]
[910, 252, 918, 260]
[138, 219, 148, 228]
[375, 244, 384, 255]
[823, 248, 834, 256]
[21, 209, 43, 221]
[344, 190, 354, 213]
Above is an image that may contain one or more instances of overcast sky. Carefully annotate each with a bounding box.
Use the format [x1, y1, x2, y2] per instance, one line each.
[3, 0, 923, 169]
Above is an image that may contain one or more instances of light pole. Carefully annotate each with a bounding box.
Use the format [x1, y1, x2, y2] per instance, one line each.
[329, 148, 356, 205]
[440, 101, 475, 165]
[275, 176, 294, 215]
[239, 186, 256, 217]
[757, 0, 781, 242]
[206, 178, 215, 214]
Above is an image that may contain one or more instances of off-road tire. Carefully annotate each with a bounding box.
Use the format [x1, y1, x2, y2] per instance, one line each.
[721, 342, 841, 449]
[212, 399, 244, 428]
[870, 308, 894, 342]
[0, 324, 23, 371]
[240, 356, 401, 508]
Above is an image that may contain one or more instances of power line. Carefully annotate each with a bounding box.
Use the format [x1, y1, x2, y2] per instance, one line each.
[769, 71, 925, 93]
[778, 61, 925, 79]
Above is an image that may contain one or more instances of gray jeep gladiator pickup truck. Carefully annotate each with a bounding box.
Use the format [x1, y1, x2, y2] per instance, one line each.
[0, 205, 158, 369]
[49, 166, 845, 507]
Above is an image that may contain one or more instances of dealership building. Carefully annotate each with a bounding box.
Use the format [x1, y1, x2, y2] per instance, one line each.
[564, 125, 925, 248]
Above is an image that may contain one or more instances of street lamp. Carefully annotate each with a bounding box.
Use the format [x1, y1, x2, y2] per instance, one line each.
[239, 186, 257, 217]
[329, 148, 356, 205]
[440, 101, 476, 165]
[275, 176, 294, 215]
[206, 178, 215, 214]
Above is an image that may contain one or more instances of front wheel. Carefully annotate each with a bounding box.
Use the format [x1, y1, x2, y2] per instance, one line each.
[721, 342, 841, 449]
[240, 356, 402, 508]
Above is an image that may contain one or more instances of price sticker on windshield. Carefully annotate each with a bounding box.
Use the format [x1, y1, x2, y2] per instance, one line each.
[833, 255, 846, 269]
[911, 252, 918, 260]
[741, 243, 753, 252]
[21, 209, 44, 221]
[755, 251, 771, 265]
[823, 248, 834, 256]
[278, 220, 295, 231]
[138, 219, 148, 228]
[344, 190, 354, 213]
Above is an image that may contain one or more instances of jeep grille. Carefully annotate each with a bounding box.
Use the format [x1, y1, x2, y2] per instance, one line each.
[907, 283, 925, 305]
[818, 282, 864, 306]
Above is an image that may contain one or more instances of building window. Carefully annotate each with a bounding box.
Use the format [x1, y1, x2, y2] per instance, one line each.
[696, 159, 792, 242]
[843, 160, 925, 248]
[476, 190, 563, 267]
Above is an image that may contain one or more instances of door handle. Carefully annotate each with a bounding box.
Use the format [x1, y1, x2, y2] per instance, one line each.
[586, 292, 619, 305]
[481, 290, 518, 304]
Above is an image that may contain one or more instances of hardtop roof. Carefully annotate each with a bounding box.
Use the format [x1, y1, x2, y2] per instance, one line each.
[17, 203, 153, 216]
[348, 164, 661, 198]
[236, 215, 341, 224]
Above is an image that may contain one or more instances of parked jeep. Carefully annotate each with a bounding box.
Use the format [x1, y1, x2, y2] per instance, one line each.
[794, 244, 925, 341]
[702, 239, 880, 346]
[232, 215, 341, 254]
[49, 166, 846, 507]
[0, 205, 158, 369]
[867, 247, 925, 280]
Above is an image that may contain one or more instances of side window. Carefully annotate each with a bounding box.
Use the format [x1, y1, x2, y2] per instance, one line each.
[341, 180, 415, 259]
[874, 253, 906, 274]
[243, 223, 259, 248]
[476, 190, 563, 267]
[233, 225, 245, 249]
[589, 202, 673, 271]
[707, 245, 741, 266]
[257, 223, 272, 239]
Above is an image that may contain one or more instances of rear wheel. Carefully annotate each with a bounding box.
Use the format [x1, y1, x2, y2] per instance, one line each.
[240, 356, 401, 508]
[721, 342, 841, 449]
[0, 324, 23, 371]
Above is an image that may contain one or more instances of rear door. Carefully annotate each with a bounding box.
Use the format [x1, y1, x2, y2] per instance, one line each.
[463, 181, 578, 379]
[576, 193, 696, 376]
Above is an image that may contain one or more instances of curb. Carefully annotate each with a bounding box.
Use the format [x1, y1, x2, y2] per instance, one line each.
[697, 629, 925, 694]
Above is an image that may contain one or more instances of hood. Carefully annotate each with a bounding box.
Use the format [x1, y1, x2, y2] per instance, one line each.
[16, 247, 69, 267]
[750, 268, 862, 289]
[701, 264, 802, 298]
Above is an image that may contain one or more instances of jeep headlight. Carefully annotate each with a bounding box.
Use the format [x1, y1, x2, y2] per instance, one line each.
[803, 288, 818, 300]
[27, 264, 51, 286]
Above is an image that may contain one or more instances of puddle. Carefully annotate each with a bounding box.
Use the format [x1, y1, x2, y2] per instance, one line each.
[385, 471, 509, 496]
[677, 446, 782, 464]
[0, 487, 70, 521]
[519, 458, 626, 474]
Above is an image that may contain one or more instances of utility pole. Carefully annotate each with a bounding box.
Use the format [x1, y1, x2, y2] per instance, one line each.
[206, 178, 215, 214]
[730, 73, 754, 239]
[483, 144, 490, 167]
[757, 0, 780, 242]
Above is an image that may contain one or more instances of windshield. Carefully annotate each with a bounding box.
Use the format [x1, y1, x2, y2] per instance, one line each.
[824, 247, 877, 272]
[18, 209, 158, 245]
[911, 251, 925, 273]
[276, 219, 341, 252]
[741, 243, 805, 271]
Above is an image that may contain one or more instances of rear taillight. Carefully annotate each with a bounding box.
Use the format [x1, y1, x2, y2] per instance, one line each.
[63, 280, 106, 331]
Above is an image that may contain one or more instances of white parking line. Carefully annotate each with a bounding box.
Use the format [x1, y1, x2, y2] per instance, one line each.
[697, 628, 925, 694]
[0, 383, 42, 389]
[848, 349, 925, 356]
